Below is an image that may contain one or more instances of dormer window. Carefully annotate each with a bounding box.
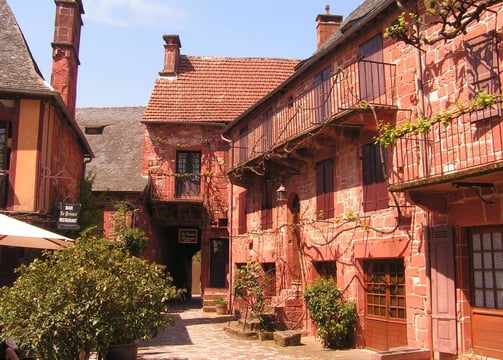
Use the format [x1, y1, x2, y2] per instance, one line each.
[84, 126, 106, 135]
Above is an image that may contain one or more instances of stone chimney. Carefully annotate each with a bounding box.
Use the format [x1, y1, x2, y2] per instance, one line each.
[316, 5, 343, 49]
[159, 35, 181, 77]
[51, 0, 84, 119]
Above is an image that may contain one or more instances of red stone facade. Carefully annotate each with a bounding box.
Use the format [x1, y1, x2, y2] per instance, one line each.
[224, 0, 503, 358]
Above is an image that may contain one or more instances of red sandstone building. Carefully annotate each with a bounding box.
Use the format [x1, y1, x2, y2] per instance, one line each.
[223, 0, 503, 358]
[74, 0, 503, 358]
[138, 35, 298, 297]
[0, 0, 92, 284]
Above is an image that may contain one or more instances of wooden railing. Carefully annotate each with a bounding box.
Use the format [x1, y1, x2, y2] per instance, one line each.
[232, 60, 396, 166]
[389, 110, 503, 187]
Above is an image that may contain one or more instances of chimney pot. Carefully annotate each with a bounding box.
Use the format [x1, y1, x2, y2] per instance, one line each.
[160, 35, 181, 77]
[316, 6, 343, 49]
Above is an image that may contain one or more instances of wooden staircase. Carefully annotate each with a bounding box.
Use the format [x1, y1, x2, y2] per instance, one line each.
[202, 288, 229, 312]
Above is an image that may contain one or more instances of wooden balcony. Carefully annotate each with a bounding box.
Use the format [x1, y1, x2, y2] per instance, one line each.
[229, 60, 396, 184]
[388, 110, 503, 211]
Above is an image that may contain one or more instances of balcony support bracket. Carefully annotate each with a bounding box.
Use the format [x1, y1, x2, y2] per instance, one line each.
[452, 182, 495, 204]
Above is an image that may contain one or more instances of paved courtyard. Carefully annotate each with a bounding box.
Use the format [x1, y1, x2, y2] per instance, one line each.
[137, 299, 375, 360]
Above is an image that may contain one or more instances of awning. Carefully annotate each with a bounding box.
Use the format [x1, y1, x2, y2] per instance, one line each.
[0, 214, 74, 250]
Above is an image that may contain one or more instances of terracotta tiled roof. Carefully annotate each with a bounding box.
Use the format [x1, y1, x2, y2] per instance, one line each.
[0, 0, 50, 93]
[76, 107, 147, 192]
[142, 56, 299, 123]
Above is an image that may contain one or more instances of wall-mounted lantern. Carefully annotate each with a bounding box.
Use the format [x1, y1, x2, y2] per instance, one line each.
[276, 183, 287, 202]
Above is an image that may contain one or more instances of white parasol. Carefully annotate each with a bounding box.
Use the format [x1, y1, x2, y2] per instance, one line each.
[0, 214, 74, 249]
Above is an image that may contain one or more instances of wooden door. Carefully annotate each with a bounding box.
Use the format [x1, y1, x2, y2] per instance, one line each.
[364, 260, 407, 350]
[209, 238, 229, 288]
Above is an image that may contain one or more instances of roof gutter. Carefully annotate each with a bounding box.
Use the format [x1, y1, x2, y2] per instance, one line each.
[222, 0, 397, 134]
[141, 120, 228, 127]
[0, 87, 94, 157]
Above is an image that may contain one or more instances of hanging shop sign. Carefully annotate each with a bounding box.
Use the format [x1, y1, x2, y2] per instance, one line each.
[57, 202, 81, 230]
[178, 228, 198, 244]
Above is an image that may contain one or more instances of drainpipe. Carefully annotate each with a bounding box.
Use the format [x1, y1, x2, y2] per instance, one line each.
[221, 132, 234, 307]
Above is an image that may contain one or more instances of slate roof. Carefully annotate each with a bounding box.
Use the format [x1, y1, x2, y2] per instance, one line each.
[76, 107, 147, 192]
[1, 0, 93, 156]
[142, 56, 300, 123]
[0, 0, 51, 93]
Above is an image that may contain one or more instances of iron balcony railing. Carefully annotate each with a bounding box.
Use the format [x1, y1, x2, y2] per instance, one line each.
[233, 60, 396, 166]
[149, 174, 204, 202]
[389, 109, 503, 188]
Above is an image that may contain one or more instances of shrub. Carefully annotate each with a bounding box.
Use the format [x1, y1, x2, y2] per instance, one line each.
[233, 261, 272, 330]
[0, 233, 184, 360]
[304, 277, 357, 349]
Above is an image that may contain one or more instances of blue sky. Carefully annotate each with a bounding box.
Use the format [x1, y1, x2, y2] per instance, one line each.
[9, 0, 362, 107]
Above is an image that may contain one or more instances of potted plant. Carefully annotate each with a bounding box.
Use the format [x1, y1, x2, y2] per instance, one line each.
[0, 230, 184, 360]
[233, 261, 274, 334]
[214, 298, 227, 314]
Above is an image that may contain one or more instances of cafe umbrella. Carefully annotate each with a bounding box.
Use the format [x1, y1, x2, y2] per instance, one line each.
[0, 214, 74, 250]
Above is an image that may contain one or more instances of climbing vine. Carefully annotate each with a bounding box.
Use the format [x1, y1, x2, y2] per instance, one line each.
[375, 91, 503, 147]
[384, 0, 502, 49]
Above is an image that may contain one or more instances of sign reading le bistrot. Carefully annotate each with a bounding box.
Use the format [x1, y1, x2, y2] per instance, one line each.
[57, 203, 81, 230]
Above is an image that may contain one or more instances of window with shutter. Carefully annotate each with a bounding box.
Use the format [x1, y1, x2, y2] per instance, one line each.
[261, 108, 273, 151]
[238, 126, 248, 163]
[238, 191, 247, 234]
[316, 158, 334, 219]
[314, 67, 332, 123]
[362, 143, 388, 212]
[359, 34, 385, 102]
[261, 180, 274, 230]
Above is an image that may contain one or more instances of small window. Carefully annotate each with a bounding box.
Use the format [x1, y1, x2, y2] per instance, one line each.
[262, 262, 276, 297]
[313, 261, 336, 279]
[84, 125, 106, 135]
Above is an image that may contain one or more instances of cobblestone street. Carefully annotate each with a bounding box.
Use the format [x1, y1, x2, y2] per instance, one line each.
[137, 299, 374, 360]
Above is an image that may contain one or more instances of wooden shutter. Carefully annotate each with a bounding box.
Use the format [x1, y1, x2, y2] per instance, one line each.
[316, 159, 334, 219]
[362, 144, 389, 212]
[238, 191, 247, 234]
[430, 225, 457, 354]
[358, 34, 385, 102]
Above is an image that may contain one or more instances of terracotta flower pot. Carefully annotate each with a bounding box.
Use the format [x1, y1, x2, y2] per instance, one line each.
[215, 303, 227, 314]
[105, 342, 138, 360]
